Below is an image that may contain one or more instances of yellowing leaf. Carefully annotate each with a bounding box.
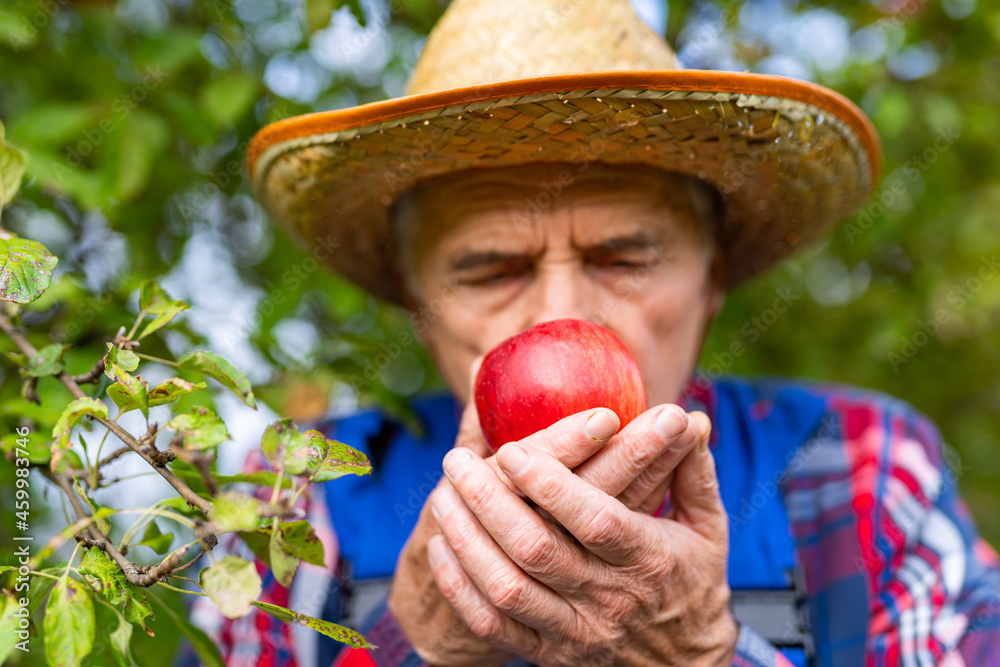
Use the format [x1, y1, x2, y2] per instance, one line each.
[0, 119, 25, 212]
[179, 350, 256, 408]
[106, 369, 150, 418]
[0, 234, 58, 305]
[51, 397, 107, 465]
[44, 576, 95, 667]
[252, 600, 375, 649]
[199, 556, 261, 619]
[167, 406, 229, 450]
[137, 280, 188, 339]
[208, 491, 262, 533]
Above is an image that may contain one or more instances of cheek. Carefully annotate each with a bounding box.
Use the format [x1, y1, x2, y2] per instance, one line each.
[612, 267, 713, 403]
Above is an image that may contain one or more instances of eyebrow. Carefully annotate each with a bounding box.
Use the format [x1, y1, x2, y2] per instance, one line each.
[587, 230, 662, 253]
[448, 251, 526, 272]
[447, 231, 664, 271]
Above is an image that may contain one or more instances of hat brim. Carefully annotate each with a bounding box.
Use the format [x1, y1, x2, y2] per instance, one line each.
[247, 70, 881, 305]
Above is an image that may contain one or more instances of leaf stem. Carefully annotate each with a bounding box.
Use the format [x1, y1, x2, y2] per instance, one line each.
[134, 351, 180, 367]
[126, 310, 147, 341]
[155, 580, 208, 597]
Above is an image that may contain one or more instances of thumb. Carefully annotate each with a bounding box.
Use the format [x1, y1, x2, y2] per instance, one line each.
[669, 411, 728, 542]
[454, 356, 492, 458]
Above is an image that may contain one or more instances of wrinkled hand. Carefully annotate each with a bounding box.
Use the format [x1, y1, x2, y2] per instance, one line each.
[427, 411, 739, 667]
[389, 386, 712, 665]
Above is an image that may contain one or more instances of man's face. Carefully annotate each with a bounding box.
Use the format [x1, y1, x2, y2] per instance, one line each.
[404, 162, 725, 408]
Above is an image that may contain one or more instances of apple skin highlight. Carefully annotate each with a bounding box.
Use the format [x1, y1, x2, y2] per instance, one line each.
[474, 319, 648, 452]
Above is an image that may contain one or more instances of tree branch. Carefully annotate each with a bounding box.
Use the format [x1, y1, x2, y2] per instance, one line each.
[0, 312, 212, 515]
[41, 468, 188, 587]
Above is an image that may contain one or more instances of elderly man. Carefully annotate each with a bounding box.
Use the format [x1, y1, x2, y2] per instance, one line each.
[192, 0, 1000, 665]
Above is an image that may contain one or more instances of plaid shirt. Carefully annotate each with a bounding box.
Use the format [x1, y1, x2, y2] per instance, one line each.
[182, 374, 1000, 667]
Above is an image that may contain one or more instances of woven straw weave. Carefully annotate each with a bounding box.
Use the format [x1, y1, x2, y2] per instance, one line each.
[248, 0, 878, 305]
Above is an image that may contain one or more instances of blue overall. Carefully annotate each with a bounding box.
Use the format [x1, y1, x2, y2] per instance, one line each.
[322, 377, 829, 666]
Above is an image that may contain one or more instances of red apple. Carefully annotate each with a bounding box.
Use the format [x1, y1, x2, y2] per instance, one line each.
[474, 319, 647, 452]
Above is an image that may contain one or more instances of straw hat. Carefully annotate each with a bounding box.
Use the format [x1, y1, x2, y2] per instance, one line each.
[247, 0, 880, 305]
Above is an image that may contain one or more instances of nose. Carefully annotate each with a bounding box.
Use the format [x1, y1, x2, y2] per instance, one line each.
[524, 259, 596, 329]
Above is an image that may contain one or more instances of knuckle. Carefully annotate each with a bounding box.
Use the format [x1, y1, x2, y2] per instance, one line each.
[579, 504, 628, 551]
[510, 523, 557, 572]
[484, 570, 528, 614]
[467, 605, 504, 639]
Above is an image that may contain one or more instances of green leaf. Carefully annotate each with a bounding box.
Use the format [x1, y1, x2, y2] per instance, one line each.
[0, 591, 21, 664]
[274, 520, 326, 567]
[0, 429, 51, 464]
[106, 369, 150, 418]
[269, 522, 299, 588]
[78, 549, 154, 632]
[44, 576, 95, 667]
[261, 418, 317, 476]
[266, 519, 327, 588]
[0, 234, 59, 305]
[262, 420, 371, 480]
[167, 406, 229, 450]
[0, 119, 25, 212]
[199, 556, 261, 619]
[156, 496, 207, 518]
[52, 397, 107, 463]
[149, 593, 224, 667]
[237, 528, 273, 567]
[148, 377, 206, 406]
[208, 490, 262, 533]
[26, 343, 69, 377]
[137, 280, 189, 339]
[136, 521, 173, 555]
[309, 431, 372, 482]
[114, 110, 168, 202]
[85, 597, 135, 667]
[103, 344, 139, 380]
[179, 350, 256, 409]
[252, 600, 375, 649]
[200, 73, 258, 127]
[51, 448, 84, 475]
[306, 0, 335, 32]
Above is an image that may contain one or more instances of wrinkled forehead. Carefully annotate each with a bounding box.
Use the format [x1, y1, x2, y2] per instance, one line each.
[392, 161, 719, 263]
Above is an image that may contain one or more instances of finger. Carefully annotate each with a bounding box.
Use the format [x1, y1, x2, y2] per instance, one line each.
[455, 357, 493, 458]
[433, 453, 578, 629]
[496, 443, 650, 566]
[477, 407, 621, 500]
[512, 407, 620, 468]
[669, 411, 728, 542]
[441, 448, 591, 592]
[427, 534, 541, 656]
[634, 469, 673, 516]
[574, 404, 697, 506]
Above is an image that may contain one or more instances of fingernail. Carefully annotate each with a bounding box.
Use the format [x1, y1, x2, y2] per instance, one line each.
[443, 447, 473, 480]
[655, 405, 688, 440]
[431, 485, 458, 519]
[498, 443, 529, 476]
[427, 534, 447, 567]
[585, 410, 619, 441]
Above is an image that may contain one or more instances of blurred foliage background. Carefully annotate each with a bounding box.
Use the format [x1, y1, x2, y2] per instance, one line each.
[0, 0, 997, 660]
